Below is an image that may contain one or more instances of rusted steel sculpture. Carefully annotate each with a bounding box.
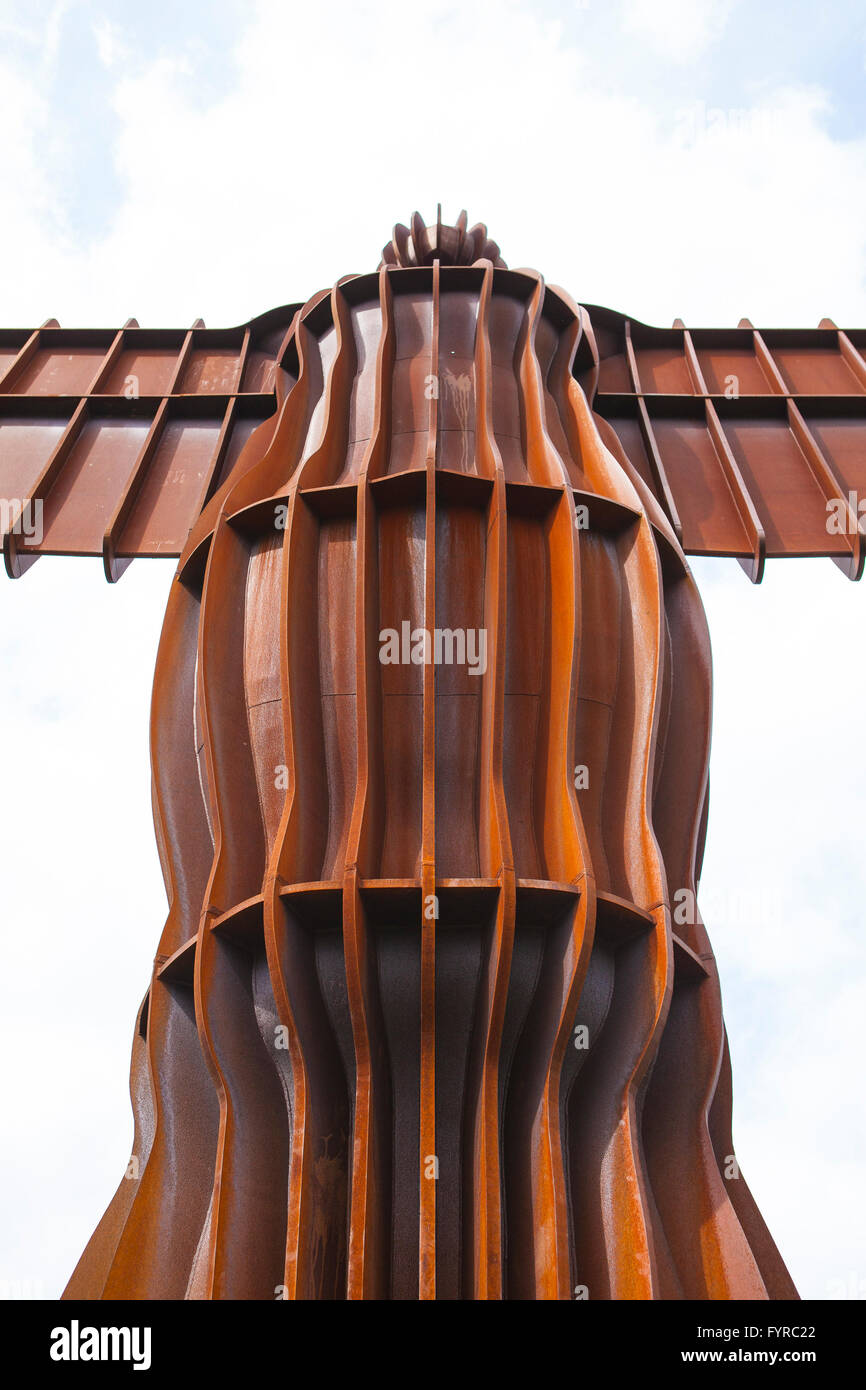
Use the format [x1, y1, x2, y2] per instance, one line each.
[5, 209, 864, 1300]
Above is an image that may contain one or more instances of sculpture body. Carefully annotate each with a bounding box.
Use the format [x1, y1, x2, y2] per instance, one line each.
[60, 220, 797, 1300]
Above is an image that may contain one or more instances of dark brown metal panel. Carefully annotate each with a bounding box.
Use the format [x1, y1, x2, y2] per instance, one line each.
[640, 403, 754, 556]
[762, 331, 866, 396]
[2, 336, 115, 395]
[114, 404, 230, 558]
[692, 329, 779, 396]
[0, 309, 299, 567]
[805, 402, 866, 497]
[716, 403, 852, 558]
[35, 408, 156, 554]
[0, 405, 71, 504]
[585, 310, 866, 574]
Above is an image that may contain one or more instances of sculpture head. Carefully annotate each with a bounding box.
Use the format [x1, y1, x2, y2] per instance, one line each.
[380, 205, 506, 269]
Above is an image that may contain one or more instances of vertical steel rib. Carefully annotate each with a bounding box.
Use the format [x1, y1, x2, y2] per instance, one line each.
[464, 260, 515, 1298]
[196, 314, 325, 1298]
[510, 275, 594, 1297]
[419, 260, 440, 1299]
[261, 295, 355, 1298]
[343, 266, 397, 1299]
[564, 375, 673, 1298]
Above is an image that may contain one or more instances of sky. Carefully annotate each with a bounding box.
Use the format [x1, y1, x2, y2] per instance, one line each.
[0, 0, 864, 1301]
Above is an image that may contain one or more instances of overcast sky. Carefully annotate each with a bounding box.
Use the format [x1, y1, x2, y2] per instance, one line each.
[0, 0, 864, 1302]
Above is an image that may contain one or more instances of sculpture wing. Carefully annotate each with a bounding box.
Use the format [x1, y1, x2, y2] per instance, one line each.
[582, 305, 866, 582]
[0, 304, 300, 579]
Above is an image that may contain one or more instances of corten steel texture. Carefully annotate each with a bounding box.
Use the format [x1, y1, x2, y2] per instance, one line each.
[2, 223, 866, 581]
[43, 213, 807, 1302]
[3, 211, 817, 1295]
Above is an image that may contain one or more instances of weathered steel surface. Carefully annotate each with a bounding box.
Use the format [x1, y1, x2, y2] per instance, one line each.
[53, 214, 799, 1299]
[0, 306, 299, 578]
[2, 223, 864, 582]
[588, 305, 866, 581]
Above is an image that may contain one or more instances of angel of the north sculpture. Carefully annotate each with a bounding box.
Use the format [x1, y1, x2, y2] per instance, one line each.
[3, 209, 862, 1302]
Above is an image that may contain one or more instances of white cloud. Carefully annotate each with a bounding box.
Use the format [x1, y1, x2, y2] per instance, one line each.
[92, 16, 129, 70]
[621, 0, 736, 65]
[1, 0, 864, 330]
[693, 555, 866, 1298]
